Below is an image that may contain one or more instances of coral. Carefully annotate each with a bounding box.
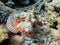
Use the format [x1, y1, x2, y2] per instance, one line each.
[45, 0, 60, 11]
[0, 9, 9, 24]
[50, 28, 60, 39]
[0, 25, 8, 43]
[55, 17, 60, 23]
[0, 0, 60, 45]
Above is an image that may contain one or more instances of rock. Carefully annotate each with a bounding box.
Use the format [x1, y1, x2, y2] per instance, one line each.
[0, 0, 8, 4]
[10, 35, 24, 45]
[0, 1, 5, 6]
[19, 0, 30, 5]
[37, 42, 43, 45]
[5, 1, 14, 8]
[12, 0, 30, 6]
[31, 43, 37, 45]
